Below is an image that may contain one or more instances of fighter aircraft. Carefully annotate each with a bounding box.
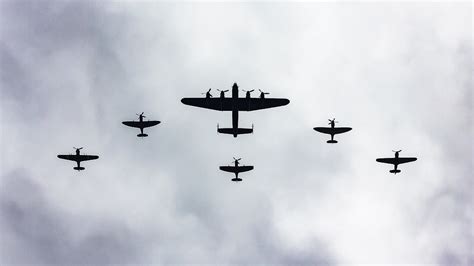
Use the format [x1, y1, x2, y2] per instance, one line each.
[181, 83, 290, 137]
[219, 157, 254, 182]
[376, 150, 417, 174]
[313, 118, 352, 143]
[122, 112, 161, 137]
[57, 147, 99, 171]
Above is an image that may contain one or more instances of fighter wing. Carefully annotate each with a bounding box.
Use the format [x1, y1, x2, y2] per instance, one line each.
[396, 157, 417, 164]
[77, 155, 99, 162]
[220, 166, 238, 173]
[314, 127, 352, 135]
[219, 166, 254, 173]
[237, 165, 254, 173]
[376, 157, 417, 165]
[122, 121, 160, 128]
[58, 155, 80, 162]
[236, 98, 290, 111]
[181, 98, 233, 111]
[376, 158, 398, 165]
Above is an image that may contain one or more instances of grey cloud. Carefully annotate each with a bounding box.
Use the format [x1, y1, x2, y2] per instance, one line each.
[1, 1, 471, 264]
[0, 170, 143, 265]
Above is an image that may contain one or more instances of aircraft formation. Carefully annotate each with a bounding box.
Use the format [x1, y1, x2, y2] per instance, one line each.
[57, 82, 418, 179]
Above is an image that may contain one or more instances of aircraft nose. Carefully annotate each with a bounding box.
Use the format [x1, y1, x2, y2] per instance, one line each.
[233, 83, 238, 88]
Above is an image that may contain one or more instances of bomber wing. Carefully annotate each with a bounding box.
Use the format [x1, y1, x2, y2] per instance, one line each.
[236, 98, 290, 111]
[181, 98, 233, 111]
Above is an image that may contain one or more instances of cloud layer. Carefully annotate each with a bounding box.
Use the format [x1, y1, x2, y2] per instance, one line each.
[1, 2, 472, 264]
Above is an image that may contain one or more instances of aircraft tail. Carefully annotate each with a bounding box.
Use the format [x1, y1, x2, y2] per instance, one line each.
[390, 169, 401, 174]
[217, 127, 253, 136]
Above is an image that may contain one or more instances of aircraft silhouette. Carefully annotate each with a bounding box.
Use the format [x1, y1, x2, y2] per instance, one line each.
[57, 147, 99, 171]
[181, 83, 290, 137]
[122, 112, 161, 137]
[314, 118, 352, 143]
[376, 150, 417, 174]
[219, 157, 254, 182]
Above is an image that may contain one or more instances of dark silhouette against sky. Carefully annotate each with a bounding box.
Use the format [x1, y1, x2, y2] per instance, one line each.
[313, 118, 352, 143]
[376, 150, 417, 174]
[1, 2, 471, 265]
[219, 157, 254, 182]
[122, 112, 161, 137]
[57, 147, 99, 171]
[181, 83, 289, 137]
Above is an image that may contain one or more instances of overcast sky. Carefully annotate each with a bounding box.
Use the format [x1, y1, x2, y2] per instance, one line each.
[0, 1, 472, 265]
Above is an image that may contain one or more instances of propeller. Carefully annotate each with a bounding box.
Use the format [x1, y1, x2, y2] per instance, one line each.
[136, 112, 145, 118]
[217, 89, 229, 93]
[73, 147, 83, 150]
[392, 150, 402, 153]
[242, 89, 255, 93]
[233, 157, 242, 163]
[328, 118, 338, 125]
[201, 88, 213, 97]
[259, 89, 270, 95]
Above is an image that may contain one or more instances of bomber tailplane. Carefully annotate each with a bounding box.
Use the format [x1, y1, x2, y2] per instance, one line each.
[218, 127, 253, 137]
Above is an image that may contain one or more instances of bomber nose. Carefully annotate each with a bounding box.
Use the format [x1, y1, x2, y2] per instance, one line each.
[233, 83, 238, 89]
